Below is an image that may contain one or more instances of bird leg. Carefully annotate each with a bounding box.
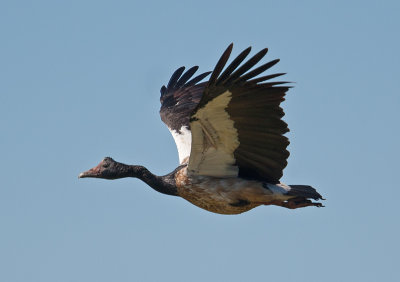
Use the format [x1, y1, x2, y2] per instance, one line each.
[270, 197, 324, 209]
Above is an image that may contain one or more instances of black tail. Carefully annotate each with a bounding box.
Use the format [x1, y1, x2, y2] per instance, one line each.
[287, 185, 324, 200]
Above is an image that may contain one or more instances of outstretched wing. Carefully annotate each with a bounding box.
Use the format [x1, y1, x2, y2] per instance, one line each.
[159, 66, 211, 164]
[188, 44, 290, 183]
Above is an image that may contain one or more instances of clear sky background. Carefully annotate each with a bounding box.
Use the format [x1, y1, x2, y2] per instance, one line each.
[1, 1, 399, 281]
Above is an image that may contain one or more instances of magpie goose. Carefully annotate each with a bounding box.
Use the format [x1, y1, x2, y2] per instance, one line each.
[79, 44, 324, 214]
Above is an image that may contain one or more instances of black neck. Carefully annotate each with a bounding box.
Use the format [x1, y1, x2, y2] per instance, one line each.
[125, 165, 178, 196]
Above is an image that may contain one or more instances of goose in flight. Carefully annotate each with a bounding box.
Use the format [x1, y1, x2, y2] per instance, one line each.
[79, 44, 324, 214]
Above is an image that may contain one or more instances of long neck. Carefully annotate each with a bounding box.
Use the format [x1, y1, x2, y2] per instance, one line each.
[125, 165, 178, 196]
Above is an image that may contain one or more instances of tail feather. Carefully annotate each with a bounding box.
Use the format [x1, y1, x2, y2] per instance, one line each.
[287, 185, 324, 200]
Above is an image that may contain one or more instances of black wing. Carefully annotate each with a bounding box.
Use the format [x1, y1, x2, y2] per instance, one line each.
[159, 66, 211, 163]
[188, 44, 290, 183]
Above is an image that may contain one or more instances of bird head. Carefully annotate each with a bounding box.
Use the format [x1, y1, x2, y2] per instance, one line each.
[78, 157, 122, 180]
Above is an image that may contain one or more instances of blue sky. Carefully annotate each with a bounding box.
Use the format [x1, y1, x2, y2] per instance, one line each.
[1, 0, 399, 281]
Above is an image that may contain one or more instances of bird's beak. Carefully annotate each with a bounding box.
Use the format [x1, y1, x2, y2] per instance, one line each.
[78, 166, 100, 179]
[78, 172, 87, 178]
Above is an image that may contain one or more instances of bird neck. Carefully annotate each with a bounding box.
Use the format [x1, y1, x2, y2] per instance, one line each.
[126, 165, 178, 196]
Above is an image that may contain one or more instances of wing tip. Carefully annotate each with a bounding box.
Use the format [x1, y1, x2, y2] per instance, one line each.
[208, 43, 234, 85]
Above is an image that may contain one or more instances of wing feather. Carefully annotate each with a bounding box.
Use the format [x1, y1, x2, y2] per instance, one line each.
[167, 67, 185, 90]
[223, 48, 269, 86]
[248, 73, 286, 84]
[188, 44, 290, 183]
[216, 47, 251, 85]
[208, 43, 233, 86]
[185, 71, 212, 86]
[175, 66, 199, 88]
[160, 66, 211, 164]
